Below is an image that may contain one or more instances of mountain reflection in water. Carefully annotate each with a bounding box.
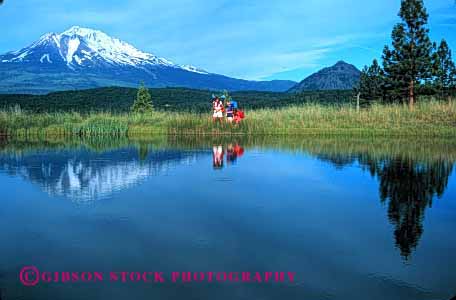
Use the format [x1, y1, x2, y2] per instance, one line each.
[0, 136, 454, 262]
[0, 147, 208, 202]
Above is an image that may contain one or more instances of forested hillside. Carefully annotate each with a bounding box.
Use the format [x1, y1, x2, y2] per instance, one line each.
[0, 87, 355, 113]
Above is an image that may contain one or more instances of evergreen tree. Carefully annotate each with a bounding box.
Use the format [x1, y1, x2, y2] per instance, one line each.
[382, 45, 403, 102]
[358, 59, 384, 102]
[131, 83, 153, 113]
[382, 0, 433, 108]
[432, 39, 456, 99]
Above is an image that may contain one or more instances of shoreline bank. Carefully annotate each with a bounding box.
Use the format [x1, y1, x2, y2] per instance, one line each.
[1, 101, 455, 138]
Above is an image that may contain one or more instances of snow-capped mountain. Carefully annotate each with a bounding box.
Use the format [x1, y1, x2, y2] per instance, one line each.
[1, 26, 207, 73]
[0, 26, 295, 94]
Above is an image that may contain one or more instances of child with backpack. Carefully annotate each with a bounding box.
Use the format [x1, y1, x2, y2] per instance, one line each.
[233, 109, 245, 124]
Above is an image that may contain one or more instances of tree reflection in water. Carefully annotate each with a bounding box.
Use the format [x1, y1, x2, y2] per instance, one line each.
[324, 153, 454, 260]
[369, 158, 452, 259]
[0, 136, 453, 260]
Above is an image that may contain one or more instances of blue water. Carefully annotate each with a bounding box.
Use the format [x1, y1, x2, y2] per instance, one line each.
[0, 139, 455, 300]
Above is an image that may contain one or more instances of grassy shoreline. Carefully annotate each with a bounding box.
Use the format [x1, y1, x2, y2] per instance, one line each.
[1, 101, 455, 137]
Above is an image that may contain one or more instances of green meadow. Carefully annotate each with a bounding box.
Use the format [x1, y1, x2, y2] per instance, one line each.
[0, 100, 455, 137]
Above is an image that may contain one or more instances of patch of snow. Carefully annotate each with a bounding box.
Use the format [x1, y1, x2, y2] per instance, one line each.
[52, 35, 61, 47]
[40, 54, 52, 63]
[73, 55, 82, 65]
[66, 37, 80, 63]
[180, 64, 209, 74]
[11, 50, 30, 62]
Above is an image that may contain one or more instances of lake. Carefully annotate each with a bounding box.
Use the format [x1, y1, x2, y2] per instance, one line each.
[0, 136, 455, 300]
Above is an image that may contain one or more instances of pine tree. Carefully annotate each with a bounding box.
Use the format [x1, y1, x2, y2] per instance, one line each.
[382, 0, 433, 108]
[382, 45, 398, 102]
[432, 39, 456, 99]
[131, 83, 153, 113]
[358, 59, 384, 102]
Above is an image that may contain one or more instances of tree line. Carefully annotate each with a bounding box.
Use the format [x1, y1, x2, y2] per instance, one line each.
[0, 87, 355, 114]
[357, 0, 456, 108]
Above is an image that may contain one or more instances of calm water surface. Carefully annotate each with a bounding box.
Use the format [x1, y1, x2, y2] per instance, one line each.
[0, 137, 455, 300]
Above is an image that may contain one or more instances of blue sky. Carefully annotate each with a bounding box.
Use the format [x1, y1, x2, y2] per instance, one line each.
[1, 0, 455, 81]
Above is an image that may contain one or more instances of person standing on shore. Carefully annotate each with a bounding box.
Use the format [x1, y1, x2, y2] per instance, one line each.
[226, 100, 234, 123]
[212, 97, 224, 123]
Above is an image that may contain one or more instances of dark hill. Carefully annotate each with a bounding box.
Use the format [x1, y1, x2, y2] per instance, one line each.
[289, 61, 361, 92]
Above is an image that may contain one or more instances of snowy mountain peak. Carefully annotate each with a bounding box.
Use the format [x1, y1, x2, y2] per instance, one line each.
[61, 26, 102, 37]
[1, 26, 208, 74]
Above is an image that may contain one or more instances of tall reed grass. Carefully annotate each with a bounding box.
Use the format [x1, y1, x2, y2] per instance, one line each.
[0, 100, 455, 137]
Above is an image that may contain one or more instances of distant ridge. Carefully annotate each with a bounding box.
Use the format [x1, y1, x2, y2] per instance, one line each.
[289, 61, 361, 92]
